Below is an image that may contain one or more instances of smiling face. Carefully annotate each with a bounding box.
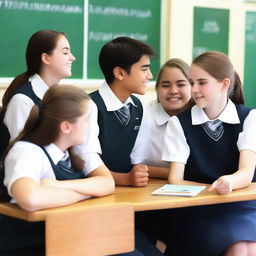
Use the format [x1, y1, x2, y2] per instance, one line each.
[189, 64, 229, 119]
[121, 54, 153, 95]
[42, 35, 76, 81]
[157, 67, 191, 116]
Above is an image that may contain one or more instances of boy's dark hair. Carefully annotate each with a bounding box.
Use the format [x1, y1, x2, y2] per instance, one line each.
[99, 37, 156, 84]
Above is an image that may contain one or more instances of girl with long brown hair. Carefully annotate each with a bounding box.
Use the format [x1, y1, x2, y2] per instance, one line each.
[0, 85, 115, 255]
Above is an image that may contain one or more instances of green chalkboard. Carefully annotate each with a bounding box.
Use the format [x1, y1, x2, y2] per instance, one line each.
[0, 0, 84, 78]
[87, 0, 161, 80]
[244, 11, 256, 108]
[193, 7, 229, 58]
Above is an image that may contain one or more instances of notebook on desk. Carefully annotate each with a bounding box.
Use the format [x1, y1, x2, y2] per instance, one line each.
[151, 184, 206, 197]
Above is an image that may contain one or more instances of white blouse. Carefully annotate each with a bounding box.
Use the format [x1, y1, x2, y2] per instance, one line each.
[134, 101, 171, 168]
[4, 141, 93, 201]
[4, 74, 48, 140]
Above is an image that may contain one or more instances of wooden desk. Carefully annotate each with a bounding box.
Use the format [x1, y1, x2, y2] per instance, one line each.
[1, 180, 256, 256]
[1, 179, 256, 222]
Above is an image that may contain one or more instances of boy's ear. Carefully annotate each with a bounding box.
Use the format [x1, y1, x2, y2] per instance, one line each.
[113, 67, 124, 80]
[41, 52, 51, 65]
[222, 78, 231, 90]
[59, 121, 72, 134]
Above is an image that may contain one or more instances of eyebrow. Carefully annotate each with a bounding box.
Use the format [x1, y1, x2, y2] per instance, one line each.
[62, 47, 70, 50]
[161, 79, 187, 83]
[176, 79, 187, 83]
[140, 64, 150, 68]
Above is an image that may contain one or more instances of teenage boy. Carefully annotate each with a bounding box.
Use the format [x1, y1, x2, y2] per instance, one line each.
[90, 36, 156, 187]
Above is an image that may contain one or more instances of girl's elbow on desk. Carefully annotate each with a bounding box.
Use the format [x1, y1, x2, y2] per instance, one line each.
[14, 194, 45, 212]
[94, 177, 115, 197]
[84, 176, 115, 197]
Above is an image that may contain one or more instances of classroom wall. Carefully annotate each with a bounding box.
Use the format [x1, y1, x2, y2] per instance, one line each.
[169, 0, 245, 78]
[169, 0, 256, 107]
[1, 0, 256, 105]
[0, 0, 163, 104]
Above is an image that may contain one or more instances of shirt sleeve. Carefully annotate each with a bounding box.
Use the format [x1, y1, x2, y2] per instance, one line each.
[4, 94, 34, 140]
[82, 100, 101, 154]
[130, 102, 150, 164]
[162, 116, 190, 164]
[73, 144, 104, 175]
[237, 109, 256, 152]
[4, 142, 53, 196]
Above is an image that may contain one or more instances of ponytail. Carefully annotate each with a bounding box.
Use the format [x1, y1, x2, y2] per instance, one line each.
[229, 71, 244, 105]
[2, 104, 40, 159]
[1, 72, 30, 117]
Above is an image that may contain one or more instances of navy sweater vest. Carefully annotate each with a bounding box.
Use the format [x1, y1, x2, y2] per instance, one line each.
[0, 82, 41, 156]
[90, 91, 143, 173]
[177, 104, 255, 183]
[41, 147, 85, 180]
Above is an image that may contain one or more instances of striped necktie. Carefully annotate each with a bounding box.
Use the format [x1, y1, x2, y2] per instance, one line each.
[57, 157, 74, 173]
[114, 104, 131, 125]
[202, 119, 224, 141]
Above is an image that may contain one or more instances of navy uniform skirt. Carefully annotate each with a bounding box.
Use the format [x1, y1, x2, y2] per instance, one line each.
[0, 214, 45, 256]
[166, 200, 256, 256]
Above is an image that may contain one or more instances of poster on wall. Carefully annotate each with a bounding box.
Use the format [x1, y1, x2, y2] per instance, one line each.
[193, 7, 229, 59]
[244, 11, 256, 108]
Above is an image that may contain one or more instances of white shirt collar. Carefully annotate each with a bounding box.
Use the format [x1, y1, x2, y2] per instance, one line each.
[191, 99, 240, 125]
[44, 143, 68, 165]
[152, 102, 170, 126]
[30, 74, 49, 100]
[99, 81, 136, 111]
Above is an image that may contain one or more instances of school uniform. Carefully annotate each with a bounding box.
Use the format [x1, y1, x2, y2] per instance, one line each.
[133, 102, 171, 245]
[162, 99, 256, 256]
[0, 75, 42, 157]
[89, 81, 148, 173]
[90, 82, 164, 256]
[1, 74, 102, 172]
[4, 74, 47, 141]
[139, 101, 170, 168]
[0, 141, 92, 255]
[1, 141, 163, 256]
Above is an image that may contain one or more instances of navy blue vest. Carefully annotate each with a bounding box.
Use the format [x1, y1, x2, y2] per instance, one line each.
[41, 147, 85, 180]
[177, 104, 255, 183]
[0, 82, 41, 157]
[90, 90, 143, 173]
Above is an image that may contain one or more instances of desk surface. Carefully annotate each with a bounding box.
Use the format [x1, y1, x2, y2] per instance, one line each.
[1, 179, 256, 222]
